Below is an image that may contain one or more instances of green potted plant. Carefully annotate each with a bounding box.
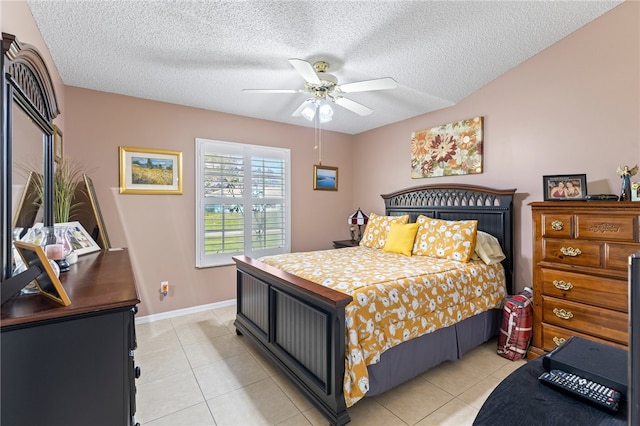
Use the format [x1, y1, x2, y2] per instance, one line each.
[32, 156, 86, 223]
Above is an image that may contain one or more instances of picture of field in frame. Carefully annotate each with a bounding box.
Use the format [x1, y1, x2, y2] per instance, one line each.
[119, 146, 183, 194]
[132, 156, 173, 185]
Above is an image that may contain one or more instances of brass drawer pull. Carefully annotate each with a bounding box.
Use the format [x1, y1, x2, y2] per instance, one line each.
[560, 247, 582, 257]
[553, 280, 573, 291]
[553, 336, 566, 346]
[551, 220, 564, 231]
[553, 308, 573, 320]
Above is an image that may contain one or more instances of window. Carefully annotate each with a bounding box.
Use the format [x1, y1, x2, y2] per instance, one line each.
[196, 138, 290, 267]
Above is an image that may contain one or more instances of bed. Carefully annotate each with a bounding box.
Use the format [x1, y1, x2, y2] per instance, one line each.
[233, 184, 516, 425]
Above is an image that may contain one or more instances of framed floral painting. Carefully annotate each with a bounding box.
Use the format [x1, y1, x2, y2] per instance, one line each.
[410, 116, 483, 178]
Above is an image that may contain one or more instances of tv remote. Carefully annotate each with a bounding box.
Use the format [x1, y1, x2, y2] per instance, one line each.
[538, 369, 621, 412]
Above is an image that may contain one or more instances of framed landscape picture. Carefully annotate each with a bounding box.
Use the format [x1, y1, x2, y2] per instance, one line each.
[119, 146, 183, 194]
[313, 165, 338, 191]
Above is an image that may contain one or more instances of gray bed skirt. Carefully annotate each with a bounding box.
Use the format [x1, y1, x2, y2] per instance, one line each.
[366, 308, 501, 396]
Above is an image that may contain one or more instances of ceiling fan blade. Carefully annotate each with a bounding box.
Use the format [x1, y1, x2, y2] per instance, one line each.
[291, 99, 315, 117]
[243, 89, 301, 94]
[332, 96, 373, 116]
[336, 77, 397, 93]
[288, 58, 321, 85]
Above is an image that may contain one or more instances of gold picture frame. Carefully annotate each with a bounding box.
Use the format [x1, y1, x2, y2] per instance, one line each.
[13, 241, 71, 306]
[313, 165, 338, 191]
[12, 171, 42, 229]
[119, 146, 183, 194]
[81, 174, 111, 248]
[53, 124, 63, 164]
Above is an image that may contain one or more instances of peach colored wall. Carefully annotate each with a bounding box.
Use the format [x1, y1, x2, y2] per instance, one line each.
[64, 88, 354, 316]
[352, 1, 640, 294]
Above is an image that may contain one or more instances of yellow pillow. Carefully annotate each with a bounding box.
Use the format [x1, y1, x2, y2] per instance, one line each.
[412, 215, 478, 262]
[383, 223, 420, 256]
[360, 213, 409, 249]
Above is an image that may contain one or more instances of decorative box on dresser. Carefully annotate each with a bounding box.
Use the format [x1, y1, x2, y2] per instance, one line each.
[1, 249, 141, 426]
[528, 201, 638, 359]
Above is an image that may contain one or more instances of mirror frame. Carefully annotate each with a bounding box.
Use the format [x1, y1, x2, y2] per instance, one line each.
[1, 33, 60, 281]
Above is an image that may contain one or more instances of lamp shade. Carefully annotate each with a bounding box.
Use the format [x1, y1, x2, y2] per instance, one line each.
[318, 102, 333, 123]
[348, 208, 369, 225]
[301, 102, 317, 121]
[300, 100, 334, 123]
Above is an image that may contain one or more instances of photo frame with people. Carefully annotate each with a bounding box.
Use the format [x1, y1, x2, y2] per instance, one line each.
[543, 174, 587, 201]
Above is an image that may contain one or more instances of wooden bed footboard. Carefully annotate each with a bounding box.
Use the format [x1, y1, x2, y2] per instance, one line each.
[233, 255, 353, 426]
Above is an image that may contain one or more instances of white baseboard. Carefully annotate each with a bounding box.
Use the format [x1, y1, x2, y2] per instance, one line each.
[135, 299, 236, 324]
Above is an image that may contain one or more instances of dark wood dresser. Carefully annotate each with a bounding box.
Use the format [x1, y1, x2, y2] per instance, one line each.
[1, 249, 140, 426]
[529, 201, 638, 359]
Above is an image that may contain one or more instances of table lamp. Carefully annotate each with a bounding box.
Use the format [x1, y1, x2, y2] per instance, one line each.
[348, 208, 369, 242]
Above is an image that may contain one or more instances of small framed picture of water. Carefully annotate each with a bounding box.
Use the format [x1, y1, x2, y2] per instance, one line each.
[313, 165, 338, 191]
[119, 146, 183, 194]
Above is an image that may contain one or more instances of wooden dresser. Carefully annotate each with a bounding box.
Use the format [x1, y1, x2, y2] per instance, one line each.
[1, 249, 140, 425]
[529, 201, 638, 359]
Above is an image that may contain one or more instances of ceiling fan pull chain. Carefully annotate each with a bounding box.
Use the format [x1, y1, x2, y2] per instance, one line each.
[317, 114, 322, 166]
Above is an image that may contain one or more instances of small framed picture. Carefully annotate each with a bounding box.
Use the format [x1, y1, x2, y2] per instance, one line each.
[55, 221, 101, 256]
[313, 165, 338, 191]
[53, 124, 63, 164]
[632, 182, 640, 201]
[543, 174, 587, 201]
[119, 146, 183, 194]
[13, 241, 71, 306]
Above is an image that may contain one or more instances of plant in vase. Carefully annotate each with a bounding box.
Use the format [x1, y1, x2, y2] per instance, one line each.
[31, 157, 87, 269]
[32, 156, 86, 223]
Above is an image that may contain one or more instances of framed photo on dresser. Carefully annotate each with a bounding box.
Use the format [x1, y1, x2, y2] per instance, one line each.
[543, 174, 587, 201]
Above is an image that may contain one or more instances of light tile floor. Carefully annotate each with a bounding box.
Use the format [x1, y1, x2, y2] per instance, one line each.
[135, 305, 526, 425]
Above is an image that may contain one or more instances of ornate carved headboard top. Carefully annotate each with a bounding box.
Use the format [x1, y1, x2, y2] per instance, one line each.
[382, 183, 517, 295]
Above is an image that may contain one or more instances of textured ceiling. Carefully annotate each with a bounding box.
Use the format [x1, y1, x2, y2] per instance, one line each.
[26, 1, 622, 134]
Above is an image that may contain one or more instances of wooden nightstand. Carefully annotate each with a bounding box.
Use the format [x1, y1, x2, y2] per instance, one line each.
[333, 239, 359, 249]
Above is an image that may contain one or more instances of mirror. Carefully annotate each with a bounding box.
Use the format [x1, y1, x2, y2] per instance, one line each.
[12, 104, 45, 234]
[2, 32, 60, 283]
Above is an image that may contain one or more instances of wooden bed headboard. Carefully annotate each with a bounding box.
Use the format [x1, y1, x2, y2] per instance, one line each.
[382, 184, 516, 295]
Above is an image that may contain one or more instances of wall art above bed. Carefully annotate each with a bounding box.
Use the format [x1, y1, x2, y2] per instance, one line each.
[410, 116, 483, 179]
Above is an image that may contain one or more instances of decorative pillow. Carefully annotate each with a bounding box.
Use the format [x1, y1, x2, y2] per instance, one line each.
[412, 215, 478, 262]
[383, 223, 419, 256]
[472, 231, 506, 265]
[360, 213, 409, 249]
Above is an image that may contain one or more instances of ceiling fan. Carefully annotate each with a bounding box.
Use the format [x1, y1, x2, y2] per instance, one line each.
[243, 59, 397, 122]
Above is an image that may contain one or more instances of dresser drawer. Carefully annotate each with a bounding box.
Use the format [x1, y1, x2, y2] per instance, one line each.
[542, 296, 628, 344]
[576, 214, 637, 242]
[541, 323, 628, 352]
[607, 242, 640, 271]
[541, 238, 601, 267]
[541, 214, 573, 238]
[540, 268, 627, 312]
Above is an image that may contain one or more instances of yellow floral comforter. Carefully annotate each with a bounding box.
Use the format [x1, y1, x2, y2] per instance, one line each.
[260, 246, 507, 406]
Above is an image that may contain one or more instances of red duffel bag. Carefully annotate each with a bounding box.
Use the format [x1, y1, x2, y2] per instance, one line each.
[497, 287, 533, 360]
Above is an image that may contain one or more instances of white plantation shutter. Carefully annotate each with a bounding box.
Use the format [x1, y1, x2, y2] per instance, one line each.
[196, 139, 290, 267]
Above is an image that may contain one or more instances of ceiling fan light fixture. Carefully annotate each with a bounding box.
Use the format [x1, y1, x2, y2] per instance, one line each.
[300, 103, 317, 121]
[318, 102, 333, 123]
[300, 100, 334, 123]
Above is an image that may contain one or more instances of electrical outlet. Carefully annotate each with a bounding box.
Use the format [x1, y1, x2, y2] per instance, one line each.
[161, 281, 169, 296]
